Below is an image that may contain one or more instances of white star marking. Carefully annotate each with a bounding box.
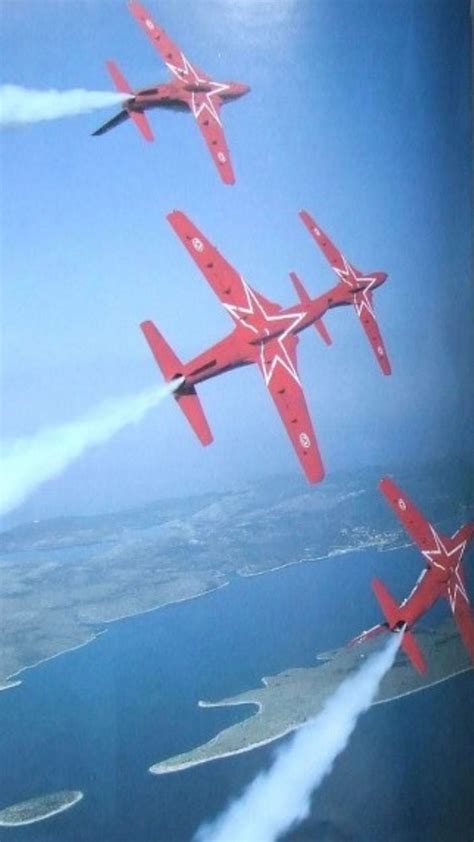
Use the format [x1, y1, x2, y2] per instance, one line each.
[223, 280, 307, 386]
[421, 525, 470, 610]
[330, 254, 378, 319]
[447, 565, 470, 612]
[165, 53, 229, 126]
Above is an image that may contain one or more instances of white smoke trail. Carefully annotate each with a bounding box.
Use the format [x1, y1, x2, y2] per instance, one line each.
[0, 85, 126, 127]
[196, 632, 402, 842]
[0, 381, 182, 517]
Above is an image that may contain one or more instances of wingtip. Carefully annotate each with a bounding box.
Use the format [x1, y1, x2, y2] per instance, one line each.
[307, 464, 325, 484]
[378, 476, 398, 497]
[167, 209, 184, 224]
[299, 209, 313, 225]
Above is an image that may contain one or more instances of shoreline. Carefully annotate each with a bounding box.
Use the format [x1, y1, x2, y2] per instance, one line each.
[0, 580, 230, 692]
[0, 536, 426, 692]
[149, 666, 473, 775]
[0, 791, 83, 827]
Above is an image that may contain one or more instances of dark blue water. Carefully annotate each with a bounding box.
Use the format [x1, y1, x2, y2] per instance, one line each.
[0, 552, 472, 841]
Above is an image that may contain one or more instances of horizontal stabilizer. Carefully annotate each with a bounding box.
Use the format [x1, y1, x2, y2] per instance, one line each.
[289, 272, 332, 345]
[92, 110, 129, 137]
[140, 320, 212, 446]
[141, 320, 181, 381]
[174, 388, 213, 446]
[372, 578, 399, 626]
[106, 59, 133, 94]
[372, 579, 427, 673]
[103, 60, 154, 142]
[128, 109, 154, 142]
[401, 630, 427, 674]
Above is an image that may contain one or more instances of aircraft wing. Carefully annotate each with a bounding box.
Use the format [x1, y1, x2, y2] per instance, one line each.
[300, 209, 360, 279]
[192, 98, 235, 185]
[447, 566, 474, 663]
[128, 1, 210, 81]
[167, 211, 281, 324]
[353, 290, 391, 375]
[257, 337, 325, 483]
[379, 477, 437, 556]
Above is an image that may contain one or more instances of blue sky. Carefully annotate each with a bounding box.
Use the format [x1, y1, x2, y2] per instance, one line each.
[1, 0, 472, 522]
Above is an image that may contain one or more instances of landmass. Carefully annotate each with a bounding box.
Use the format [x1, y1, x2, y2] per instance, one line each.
[0, 459, 472, 689]
[150, 618, 473, 774]
[0, 790, 83, 826]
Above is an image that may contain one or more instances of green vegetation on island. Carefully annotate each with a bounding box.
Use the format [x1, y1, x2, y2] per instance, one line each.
[150, 618, 472, 774]
[0, 790, 83, 826]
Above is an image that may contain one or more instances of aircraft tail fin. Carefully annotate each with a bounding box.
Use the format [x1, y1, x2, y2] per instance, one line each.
[289, 272, 332, 346]
[140, 320, 213, 446]
[102, 59, 154, 142]
[105, 59, 133, 94]
[372, 579, 427, 673]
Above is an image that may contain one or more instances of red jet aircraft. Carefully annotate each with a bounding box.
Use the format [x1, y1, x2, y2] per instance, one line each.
[351, 477, 474, 673]
[140, 210, 391, 483]
[93, 1, 249, 184]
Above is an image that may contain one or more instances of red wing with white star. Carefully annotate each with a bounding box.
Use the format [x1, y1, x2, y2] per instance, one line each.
[257, 339, 325, 483]
[379, 477, 438, 558]
[167, 211, 282, 323]
[192, 99, 235, 185]
[299, 210, 362, 281]
[128, 1, 210, 80]
[353, 291, 391, 375]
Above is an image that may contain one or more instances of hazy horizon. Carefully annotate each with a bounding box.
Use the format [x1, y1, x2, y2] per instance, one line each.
[1, 0, 472, 523]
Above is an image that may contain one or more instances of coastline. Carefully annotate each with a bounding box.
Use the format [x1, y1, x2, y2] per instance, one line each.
[149, 666, 473, 775]
[0, 791, 83, 827]
[0, 580, 230, 692]
[0, 534, 438, 692]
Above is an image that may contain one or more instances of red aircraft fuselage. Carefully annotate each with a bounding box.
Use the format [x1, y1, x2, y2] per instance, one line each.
[177, 275, 386, 391]
[125, 79, 249, 115]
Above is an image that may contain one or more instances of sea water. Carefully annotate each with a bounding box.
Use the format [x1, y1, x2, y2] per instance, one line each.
[0, 551, 472, 841]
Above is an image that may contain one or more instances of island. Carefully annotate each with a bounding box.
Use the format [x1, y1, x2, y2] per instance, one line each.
[0, 790, 83, 826]
[0, 459, 472, 690]
[150, 618, 472, 774]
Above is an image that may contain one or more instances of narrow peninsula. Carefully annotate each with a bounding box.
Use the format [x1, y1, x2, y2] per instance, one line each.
[150, 618, 472, 774]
